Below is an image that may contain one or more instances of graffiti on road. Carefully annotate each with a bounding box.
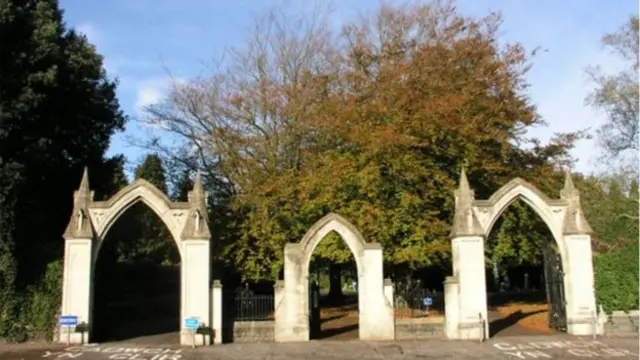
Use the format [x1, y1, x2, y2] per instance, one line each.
[42, 346, 183, 359]
[493, 339, 638, 359]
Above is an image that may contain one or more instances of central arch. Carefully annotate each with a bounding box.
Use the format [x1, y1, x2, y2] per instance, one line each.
[298, 213, 366, 282]
[274, 213, 395, 342]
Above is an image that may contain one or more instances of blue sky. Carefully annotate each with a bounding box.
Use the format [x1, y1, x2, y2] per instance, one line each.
[58, 0, 636, 175]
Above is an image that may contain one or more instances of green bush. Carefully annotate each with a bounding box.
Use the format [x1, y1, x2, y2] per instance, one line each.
[23, 260, 63, 340]
[0, 260, 62, 342]
[0, 290, 28, 342]
[594, 242, 639, 313]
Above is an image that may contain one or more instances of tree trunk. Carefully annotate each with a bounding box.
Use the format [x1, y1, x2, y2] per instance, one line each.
[327, 263, 343, 304]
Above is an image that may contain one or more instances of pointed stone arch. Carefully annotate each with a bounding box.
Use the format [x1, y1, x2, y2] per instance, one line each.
[297, 213, 368, 276]
[445, 169, 597, 340]
[59, 168, 214, 346]
[472, 177, 569, 262]
[89, 178, 190, 258]
[274, 213, 395, 342]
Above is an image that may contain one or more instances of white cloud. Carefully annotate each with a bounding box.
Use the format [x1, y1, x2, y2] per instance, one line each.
[76, 22, 102, 47]
[133, 76, 187, 122]
[134, 78, 171, 118]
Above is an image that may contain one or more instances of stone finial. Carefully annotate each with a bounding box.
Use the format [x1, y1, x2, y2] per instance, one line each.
[64, 167, 94, 239]
[560, 171, 593, 235]
[458, 167, 471, 194]
[450, 168, 483, 238]
[79, 167, 90, 192]
[454, 167, 475, 207]
[188, 170, 207, 209]
[560, 170, 578, 198]
[182, 170, 211, 240]
[193, 170, 204, 194]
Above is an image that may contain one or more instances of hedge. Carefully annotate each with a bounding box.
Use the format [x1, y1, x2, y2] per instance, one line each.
[594, 242, 639, 314]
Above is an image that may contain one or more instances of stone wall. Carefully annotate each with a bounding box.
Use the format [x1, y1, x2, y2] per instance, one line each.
[604, 311, 639, 337]
[232, 321, 275, 343]
[395, 316, 444, 340]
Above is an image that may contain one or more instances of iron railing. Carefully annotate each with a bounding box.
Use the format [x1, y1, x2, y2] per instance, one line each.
[233, 287, 275, 321]
[394, 288, 443, 318]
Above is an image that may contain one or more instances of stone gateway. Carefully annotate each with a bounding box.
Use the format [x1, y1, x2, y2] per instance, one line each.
[274, 213, 395, 342]
[59, 167, 599, 346]
[60, 169, 215, 346]
[445, 169, 597, 340]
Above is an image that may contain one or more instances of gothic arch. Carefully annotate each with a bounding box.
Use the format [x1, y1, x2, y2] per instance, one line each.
[446, 169, 597, 340]
[472, 177, 569, 262]
[88, 179, 190, 258]
[59, 168, 214, 346]
[297, 212, 371, 277]
[275, 213, 394, 342]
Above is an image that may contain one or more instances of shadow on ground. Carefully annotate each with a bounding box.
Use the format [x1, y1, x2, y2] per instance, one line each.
[92, 316, 180, 344]
[489, 310, 548, 337]
[312, 293, 360, 341]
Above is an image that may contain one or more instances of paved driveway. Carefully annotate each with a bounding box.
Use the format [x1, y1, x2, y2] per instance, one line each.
[1, 334, 638, 360]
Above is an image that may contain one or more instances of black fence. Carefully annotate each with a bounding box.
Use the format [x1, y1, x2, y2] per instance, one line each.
[394, 288, 444, 318]
[233, 287, 275, 321]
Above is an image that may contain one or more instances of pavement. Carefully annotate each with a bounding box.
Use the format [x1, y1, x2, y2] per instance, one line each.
[1, 334, 638, 360]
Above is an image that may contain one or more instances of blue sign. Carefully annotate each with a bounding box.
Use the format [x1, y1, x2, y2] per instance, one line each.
[423, 297, 433, 306]
[59, 315, 78, 326]
[184, 317, 199, 329]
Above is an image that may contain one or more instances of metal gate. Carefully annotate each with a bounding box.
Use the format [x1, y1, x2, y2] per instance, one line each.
[309, 280, 321, 338]
[543, 242, 567, 331]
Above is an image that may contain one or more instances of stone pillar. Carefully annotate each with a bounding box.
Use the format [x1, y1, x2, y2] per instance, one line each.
[383, 278, 394, 310]
[275, 244, 308, 342]
[596, 305, 607, 335]
[273, 280, 286, 341]
[560, 172, 597, 336]
[563, 234, 598, 335]
[452, 236, 488, 340]
[383, 278, 395, 339]
[59, 168, 94, 344]
[211, 280, 223, 344]
[59, 237, 93, 344]
[444, 276, 460, 339]
[359, 246, 394, 340]
[447, 168, 488, 341]
[181, 239, 211, 346]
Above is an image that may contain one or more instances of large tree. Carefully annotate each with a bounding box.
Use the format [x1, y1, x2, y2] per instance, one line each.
[142, 1, 579, 282]
[0, 0, 126, 338]
[586, 15, 639, 172]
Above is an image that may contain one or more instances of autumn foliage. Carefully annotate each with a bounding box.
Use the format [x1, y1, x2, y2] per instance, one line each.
[145, 1, 579, 281]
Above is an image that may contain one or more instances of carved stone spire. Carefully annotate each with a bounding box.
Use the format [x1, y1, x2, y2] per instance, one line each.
[458, 167, 471, 195]
[193, 170, 204, 194]
[188, 170, 206, 210]
[450, 168, 483, 238]
[560, 171, 592, 235]
[182, 170, 211, 240]
[79, 167, 89, 189]
[63, 167, 94, 239]
[560, 170, 578, 198]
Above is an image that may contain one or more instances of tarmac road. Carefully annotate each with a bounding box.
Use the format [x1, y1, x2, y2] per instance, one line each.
[1, 334, 638, 360]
